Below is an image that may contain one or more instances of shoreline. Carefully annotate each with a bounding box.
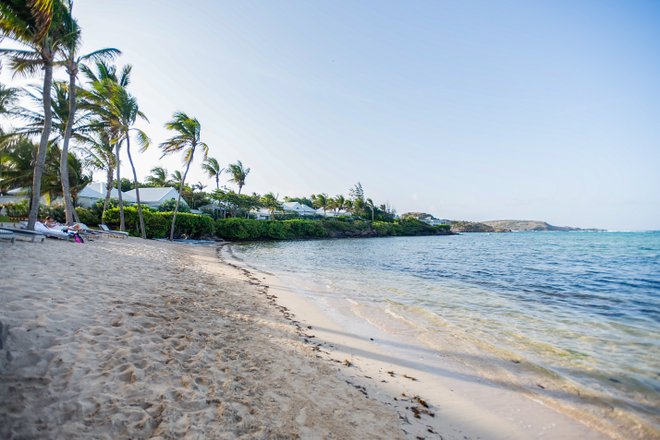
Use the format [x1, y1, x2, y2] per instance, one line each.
[0, 238, 402, 439]
[220, 242, 658, 440]
[1, 237, 655, 439]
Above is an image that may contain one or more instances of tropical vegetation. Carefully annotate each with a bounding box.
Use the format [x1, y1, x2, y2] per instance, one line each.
[0, 1, 449, 242]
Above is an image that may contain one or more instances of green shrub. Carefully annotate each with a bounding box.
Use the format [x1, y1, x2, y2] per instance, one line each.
[75, 207, 99, 226]
[2, 200, 29, 218]
[103, 207, 214, 238]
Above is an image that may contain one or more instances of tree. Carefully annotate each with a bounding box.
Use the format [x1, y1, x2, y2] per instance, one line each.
[145, 166, 172, 187]
[226, 160, 250, 194]
[56, 1, 119, 224]
[349, 182, 366, 217]
[80, 126, 116, 221]
[159, 111, 208, 240]
[0, 82, 20, 116]
[260, 192, 281, 218]
[202, 156, 223, 190]
[366, 198, 375, 222]
[80, 60, 132, 231]
[312, 193, 330, 216]
[333, 194, 346, 213]
[1, 0, 70, 230]
[107, 83, 149, 238]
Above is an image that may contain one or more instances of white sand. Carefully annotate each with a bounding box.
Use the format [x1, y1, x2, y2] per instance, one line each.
[0, 238, 403, 439]
[2, 237, 655, 440]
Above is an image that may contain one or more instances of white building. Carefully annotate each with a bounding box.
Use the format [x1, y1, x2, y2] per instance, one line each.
[77, 184, 185, 209]
[281, 202, 317, 217]
[123, 187, 187, 209]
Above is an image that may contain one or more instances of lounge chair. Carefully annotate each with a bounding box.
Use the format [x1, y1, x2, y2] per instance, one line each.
[0, 227, 46, 243]
[99, 224, 129, 238]
[0, 229, 15, 244]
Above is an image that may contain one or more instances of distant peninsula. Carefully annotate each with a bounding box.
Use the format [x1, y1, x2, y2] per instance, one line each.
[449, 219, 604, 233]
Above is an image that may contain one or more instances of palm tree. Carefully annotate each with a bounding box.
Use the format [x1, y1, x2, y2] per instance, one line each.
[159, 112, 208, 240]
[0, 82, 20, 116]
[226, 160, 250, 195]
[0, 135, 36, 193]
[145, 166, 171, 187]
[260, 192, 281, 219]
[107, 84, 149, 238]
[79, 126, 115, 220]
[1, 0, 70, 230]
[201, 156, 223, 190]
[80, 60, 131, 231]
[333, 194, 346, 213]
[313, 193, 330, 216]
[366, 198, 375, 222]
[56, 1, 119, 224]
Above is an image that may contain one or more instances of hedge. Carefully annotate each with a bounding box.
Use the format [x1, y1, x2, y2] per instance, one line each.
[214, 218, 451, 241]
[103, 207, 214, 239]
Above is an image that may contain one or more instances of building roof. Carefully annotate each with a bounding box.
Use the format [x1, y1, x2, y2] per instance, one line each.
[78, 185, 104, 199]
[123, 187, 186, 206]
[282, 201, 317, 214]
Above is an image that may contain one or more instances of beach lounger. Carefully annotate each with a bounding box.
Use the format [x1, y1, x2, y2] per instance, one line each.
[99, 224, 129, 238]
[0, 227, 46, 243]
[0, 229, 15, 244]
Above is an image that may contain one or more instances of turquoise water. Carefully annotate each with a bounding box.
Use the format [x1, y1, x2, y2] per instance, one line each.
[231, 232, 660, 423]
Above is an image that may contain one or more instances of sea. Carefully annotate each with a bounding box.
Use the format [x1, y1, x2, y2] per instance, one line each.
[229, 231, 660, 430]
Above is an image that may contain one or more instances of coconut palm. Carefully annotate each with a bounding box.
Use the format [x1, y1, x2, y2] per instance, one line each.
[1, 0, 70, 230]
[56, 1, 119, 224]
[313, 193, 330, 216]
[201, 156, 223, 190]
[260, 192, 281, 219]
[0, 82, 20, 116]
[145, 166, 172, 187]
[80, 60, 132, 231]
[333, 194, 346, 213]
[107, 84, 150, 238]
[226, 160, 250, 195]
[366, 198, 375, 222]
[159, 111, 208, 240]
[0, 135, 35, 192]
[79, 126, 116, 221]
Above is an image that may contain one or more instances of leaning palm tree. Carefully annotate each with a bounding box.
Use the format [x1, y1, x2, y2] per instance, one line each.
[366, 198, 375, 222]
[226, 160, 250, 195]
[313, 193, 330, 216]
[333, 194, 346, 213]
[260, 192, 281, 219]
[159, 111, 208, 240]
[201, 156, 223, 190]
[56, 1, 120, 224]
[79, 125, 115, 220]
[107, 84, 150, 238]
[80, 60, 132, 231]
[1, 0, 70, 230]
[145, 166, 171, 187]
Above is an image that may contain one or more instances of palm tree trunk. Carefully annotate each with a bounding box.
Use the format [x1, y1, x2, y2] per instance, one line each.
[27, 60, 53, 230]
[102, 167, 113, 222]
[170, 154, 193, 240]
[125, 135, 146, 239]
[115, 142, 125, 231]
[60, 66, 77, 225]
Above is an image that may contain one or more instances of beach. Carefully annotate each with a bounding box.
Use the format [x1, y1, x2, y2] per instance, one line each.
[0, 238, 402, 439]
[0, 237, 650, 439]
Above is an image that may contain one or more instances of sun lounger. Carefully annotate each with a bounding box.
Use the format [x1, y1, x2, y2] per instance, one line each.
[99, 224, 129, 238]
[0, 229, 16, 244]
[0, 227, 46, 243]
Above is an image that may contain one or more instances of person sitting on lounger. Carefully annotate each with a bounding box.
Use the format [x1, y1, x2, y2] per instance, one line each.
[44, 216, 61, 228]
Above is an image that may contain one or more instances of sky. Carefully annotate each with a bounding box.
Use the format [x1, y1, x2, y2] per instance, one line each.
[2, 0, 659, 230]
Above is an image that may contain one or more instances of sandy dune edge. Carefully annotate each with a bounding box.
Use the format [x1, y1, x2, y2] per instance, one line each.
[0, 238, 403, 439]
